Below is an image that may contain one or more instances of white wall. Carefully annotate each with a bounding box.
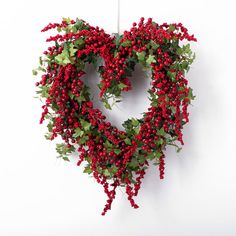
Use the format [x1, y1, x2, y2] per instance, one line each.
[0, 0, 236, 235]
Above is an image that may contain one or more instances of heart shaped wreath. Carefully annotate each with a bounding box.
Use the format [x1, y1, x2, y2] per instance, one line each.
[33, 17, 196, 215]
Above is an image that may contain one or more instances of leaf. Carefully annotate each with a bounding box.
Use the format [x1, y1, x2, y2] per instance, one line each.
[118, 82, 127, 90]
[168, 24, 175, 32]
[146, 55, 156, 65]
[62, 156, 70, 161]
[131, 118, 139, 127]
[182, 60, 189, 70]
[134, 126, 140, 134]
[103, 169, 110, 177]
[80, 119, 91, 131]
[73, 127, 84, 138]
[55, 49, 70, 65]
[114, 149, 122, 155]
[39, 56, 43, 66]
[69, 43, 77, 57]
[167, 71, 176, 81]
[188, 87, 195, 100]
[78, 136, 89, 144]
[75, 95, 86, 103]
[102, 100, 112, 110]
[62, 17, 71, 24]
[157, 127, 166, 136]
[128, 158, 139, 169]
[149, 40, 159, 50]
[74, 18, 88, 30]
[74, 38, 85, 48]
[32, 69, 38, 76]
[44, 133, 52, 140]
[110, 166, 118, 175]
[124, 138, 131, 145]
[104, 140, 113, 149]
[37, 66, 46, 72]
[136, 51, 146, 64]
[121, 40, 132, 47]
[84, 165, 92, 174]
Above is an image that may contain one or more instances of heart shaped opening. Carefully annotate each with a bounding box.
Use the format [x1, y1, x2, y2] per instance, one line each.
[81, 62, 152, 130]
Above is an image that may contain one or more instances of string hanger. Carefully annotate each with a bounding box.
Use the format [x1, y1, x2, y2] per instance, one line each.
[117, 0, 120, 34]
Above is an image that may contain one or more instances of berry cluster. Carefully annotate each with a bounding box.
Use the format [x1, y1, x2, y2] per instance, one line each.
[34, 17, 196, 215]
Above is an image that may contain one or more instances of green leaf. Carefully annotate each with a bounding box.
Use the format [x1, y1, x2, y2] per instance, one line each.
[62, 17, 71, 24]
[83, 165, 92, 174]
[168, 24, 175, 32]
[149, 40, 159, 50]
[73, 127, 84, 138]
[124, 138, 131, 145]
[103, 169, 110, 177]
[134, 126, 140, 134]
[55, 49, 71, 65]
[62, 156, 70, 161]
[104, 140, 113, 149]
[155, 138, 164, 146]
[32, 69, 38, 76]
[188, 87, 195, 100]
[114, 149, 122, 155]
[182, 61, 189, 70]
[157, 127, 166, 136]
[118, 82, 127, 90]
[39, 56, 43, 66]
[131, 118, 139, 127]
[103, 100, 112, 110]
[110, 166, 118, 175]
[69, 43, 77, 57]
[78, 136, 89, 144]
[44, 133, 52, 140]
[128, 158, 139, 169]
[75, 95, 86, 103]
[136, 51, 146, 64]
[146, 55, 156, 65]
[80, 119, 91, 131]
[167, 71, 176, 81]
[121, 40, 132, 47]
[74, 18, 88, 30]
[74, 38, 85, 48]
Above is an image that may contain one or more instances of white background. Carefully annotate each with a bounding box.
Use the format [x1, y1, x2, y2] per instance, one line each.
[0, 0, 236, 235]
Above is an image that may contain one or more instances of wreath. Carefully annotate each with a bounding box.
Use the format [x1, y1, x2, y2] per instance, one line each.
[33, 17, 196, 215]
